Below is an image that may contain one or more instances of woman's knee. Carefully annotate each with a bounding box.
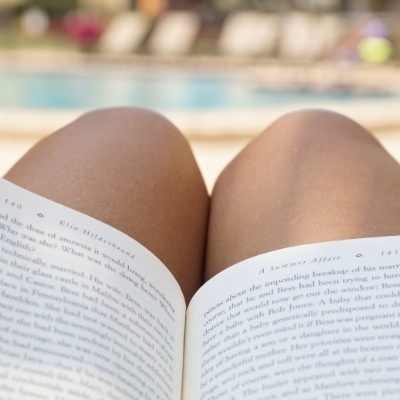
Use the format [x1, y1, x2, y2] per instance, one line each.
[68, 107, 191, 152]
[6, 107, 204, 195]
[264, 108, 375, 144]
[41, 107, 197, 173]
[205, 109, 400, 278]
[5, 107, 209, 244]
[213, 109, 387, 193]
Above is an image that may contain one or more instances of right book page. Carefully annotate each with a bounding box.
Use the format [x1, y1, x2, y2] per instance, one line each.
[182, 236, 400, 400]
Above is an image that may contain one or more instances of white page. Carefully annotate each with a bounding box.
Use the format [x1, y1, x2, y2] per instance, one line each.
[0, 179, 186, 400]
[183, 236, 400, 400]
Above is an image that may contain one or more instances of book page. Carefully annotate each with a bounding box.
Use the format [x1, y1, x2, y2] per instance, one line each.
[0, 179, 186, 400]
[183, 236, 400, 400]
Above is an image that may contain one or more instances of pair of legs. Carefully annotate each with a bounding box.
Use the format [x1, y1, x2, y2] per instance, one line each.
[5, 108, 400, 302]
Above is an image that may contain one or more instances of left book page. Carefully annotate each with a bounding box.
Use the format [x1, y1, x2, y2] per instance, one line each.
[0, 178, 186, 400]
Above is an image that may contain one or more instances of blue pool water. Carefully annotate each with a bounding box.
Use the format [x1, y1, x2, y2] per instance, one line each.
[0, 69, 394, 110]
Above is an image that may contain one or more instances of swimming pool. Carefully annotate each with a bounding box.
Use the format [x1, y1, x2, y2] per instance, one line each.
[0, 67, 394, 110]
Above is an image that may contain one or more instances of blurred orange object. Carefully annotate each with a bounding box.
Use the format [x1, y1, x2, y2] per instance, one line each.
[136, 0, 169, 19]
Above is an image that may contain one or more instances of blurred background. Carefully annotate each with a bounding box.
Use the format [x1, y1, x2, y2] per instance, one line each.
[0, 0, 399, 189]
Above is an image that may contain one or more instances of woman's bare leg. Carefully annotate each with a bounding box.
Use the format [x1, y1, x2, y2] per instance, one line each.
[4, 107, 209, 302]
[205, 109, 400, 279]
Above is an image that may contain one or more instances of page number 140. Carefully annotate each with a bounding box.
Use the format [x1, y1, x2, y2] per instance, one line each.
[4, 199, 22, 209]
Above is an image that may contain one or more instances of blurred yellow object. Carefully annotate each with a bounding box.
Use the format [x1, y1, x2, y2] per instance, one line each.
[358, 37, 393, 63]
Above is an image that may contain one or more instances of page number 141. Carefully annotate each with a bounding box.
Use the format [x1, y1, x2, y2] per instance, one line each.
[381, 250, 399, 256]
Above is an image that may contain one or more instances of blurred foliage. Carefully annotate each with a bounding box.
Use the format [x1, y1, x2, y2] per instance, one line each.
[15, 0, 78, 17]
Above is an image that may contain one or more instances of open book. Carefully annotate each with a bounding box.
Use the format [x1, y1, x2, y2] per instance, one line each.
[1, 177, 400, 399]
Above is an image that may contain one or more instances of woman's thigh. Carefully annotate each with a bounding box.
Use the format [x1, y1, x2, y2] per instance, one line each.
[205, 109, 400, 279]
[4, 107, 209, 302]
